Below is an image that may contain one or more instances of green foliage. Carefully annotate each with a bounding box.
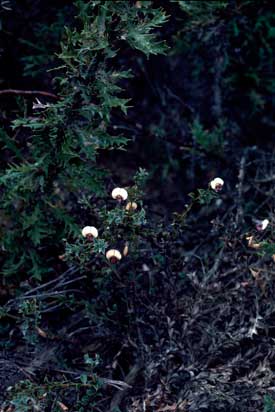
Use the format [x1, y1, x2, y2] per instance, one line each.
[257, 241, 275, 258]
[193, 188, 218, 205]
[191, 118, 225, 153]
[122, 1, 169, 57]
[170, 0, 229, 53]
[66, 171, 221, 276]
[227, 7, 274, 119]
[264, 395, 275, 412]
[65, 170, 149, 270]
[175, 0, 228, 28]
[0, 0, 168, 279]
[171, 0, 274, 154]
[4, 373, 101, 412]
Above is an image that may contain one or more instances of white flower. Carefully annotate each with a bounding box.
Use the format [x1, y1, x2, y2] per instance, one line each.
[81, 226, 98, 239]
[106, 249, 122, 263]
[255, 219, 269, 231]
[210, 177, 224, 192]
[111, 187, 128, 201]
[125, 201, 138, 211]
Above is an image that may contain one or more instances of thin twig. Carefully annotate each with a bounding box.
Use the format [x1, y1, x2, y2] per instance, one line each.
[5, 283, 82, 308]
[40, 303, 65, 313]
[255, 175, 275, 183]
[0, 89, 59, 100]
[202, 245, 225, 285]
[24, 267, 79, 296]
[56, 275, 86, 289]
[11, 289, 82, 300]
[24, 364, 131, 390]
[109, 363, 142, 412]
[235, 153, 246, 227]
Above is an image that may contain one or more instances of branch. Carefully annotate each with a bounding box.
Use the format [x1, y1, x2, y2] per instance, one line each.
[0, 89, 59, 100]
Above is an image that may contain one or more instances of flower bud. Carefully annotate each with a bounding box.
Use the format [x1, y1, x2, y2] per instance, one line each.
[125, 201, 138, 211]
[112, 187, 128, 202]
[246, 235, 261, 249]
[210, 177, 224, 192]
[123, 242, 129, 256]
[81, 226, 98, 239]
[106, 249, 122, 264]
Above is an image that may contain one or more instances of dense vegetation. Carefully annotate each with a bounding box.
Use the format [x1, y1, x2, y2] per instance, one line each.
[0, 1, 274, 411]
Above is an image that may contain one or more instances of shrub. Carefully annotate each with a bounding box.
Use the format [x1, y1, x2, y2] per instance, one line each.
[0, 0, 168, 279]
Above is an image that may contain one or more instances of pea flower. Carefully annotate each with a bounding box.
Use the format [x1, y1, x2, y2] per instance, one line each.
[210, 177, 224, 192]
[112, 187, 128, 202]
[255, 219, 269, 231]
[81, 226, 98, 239]
[106, 249, 122, 264]
[125, 201, 138, 211]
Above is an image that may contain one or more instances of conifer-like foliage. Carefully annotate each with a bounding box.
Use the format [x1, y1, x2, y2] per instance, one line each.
[0, 0, 168, 279]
